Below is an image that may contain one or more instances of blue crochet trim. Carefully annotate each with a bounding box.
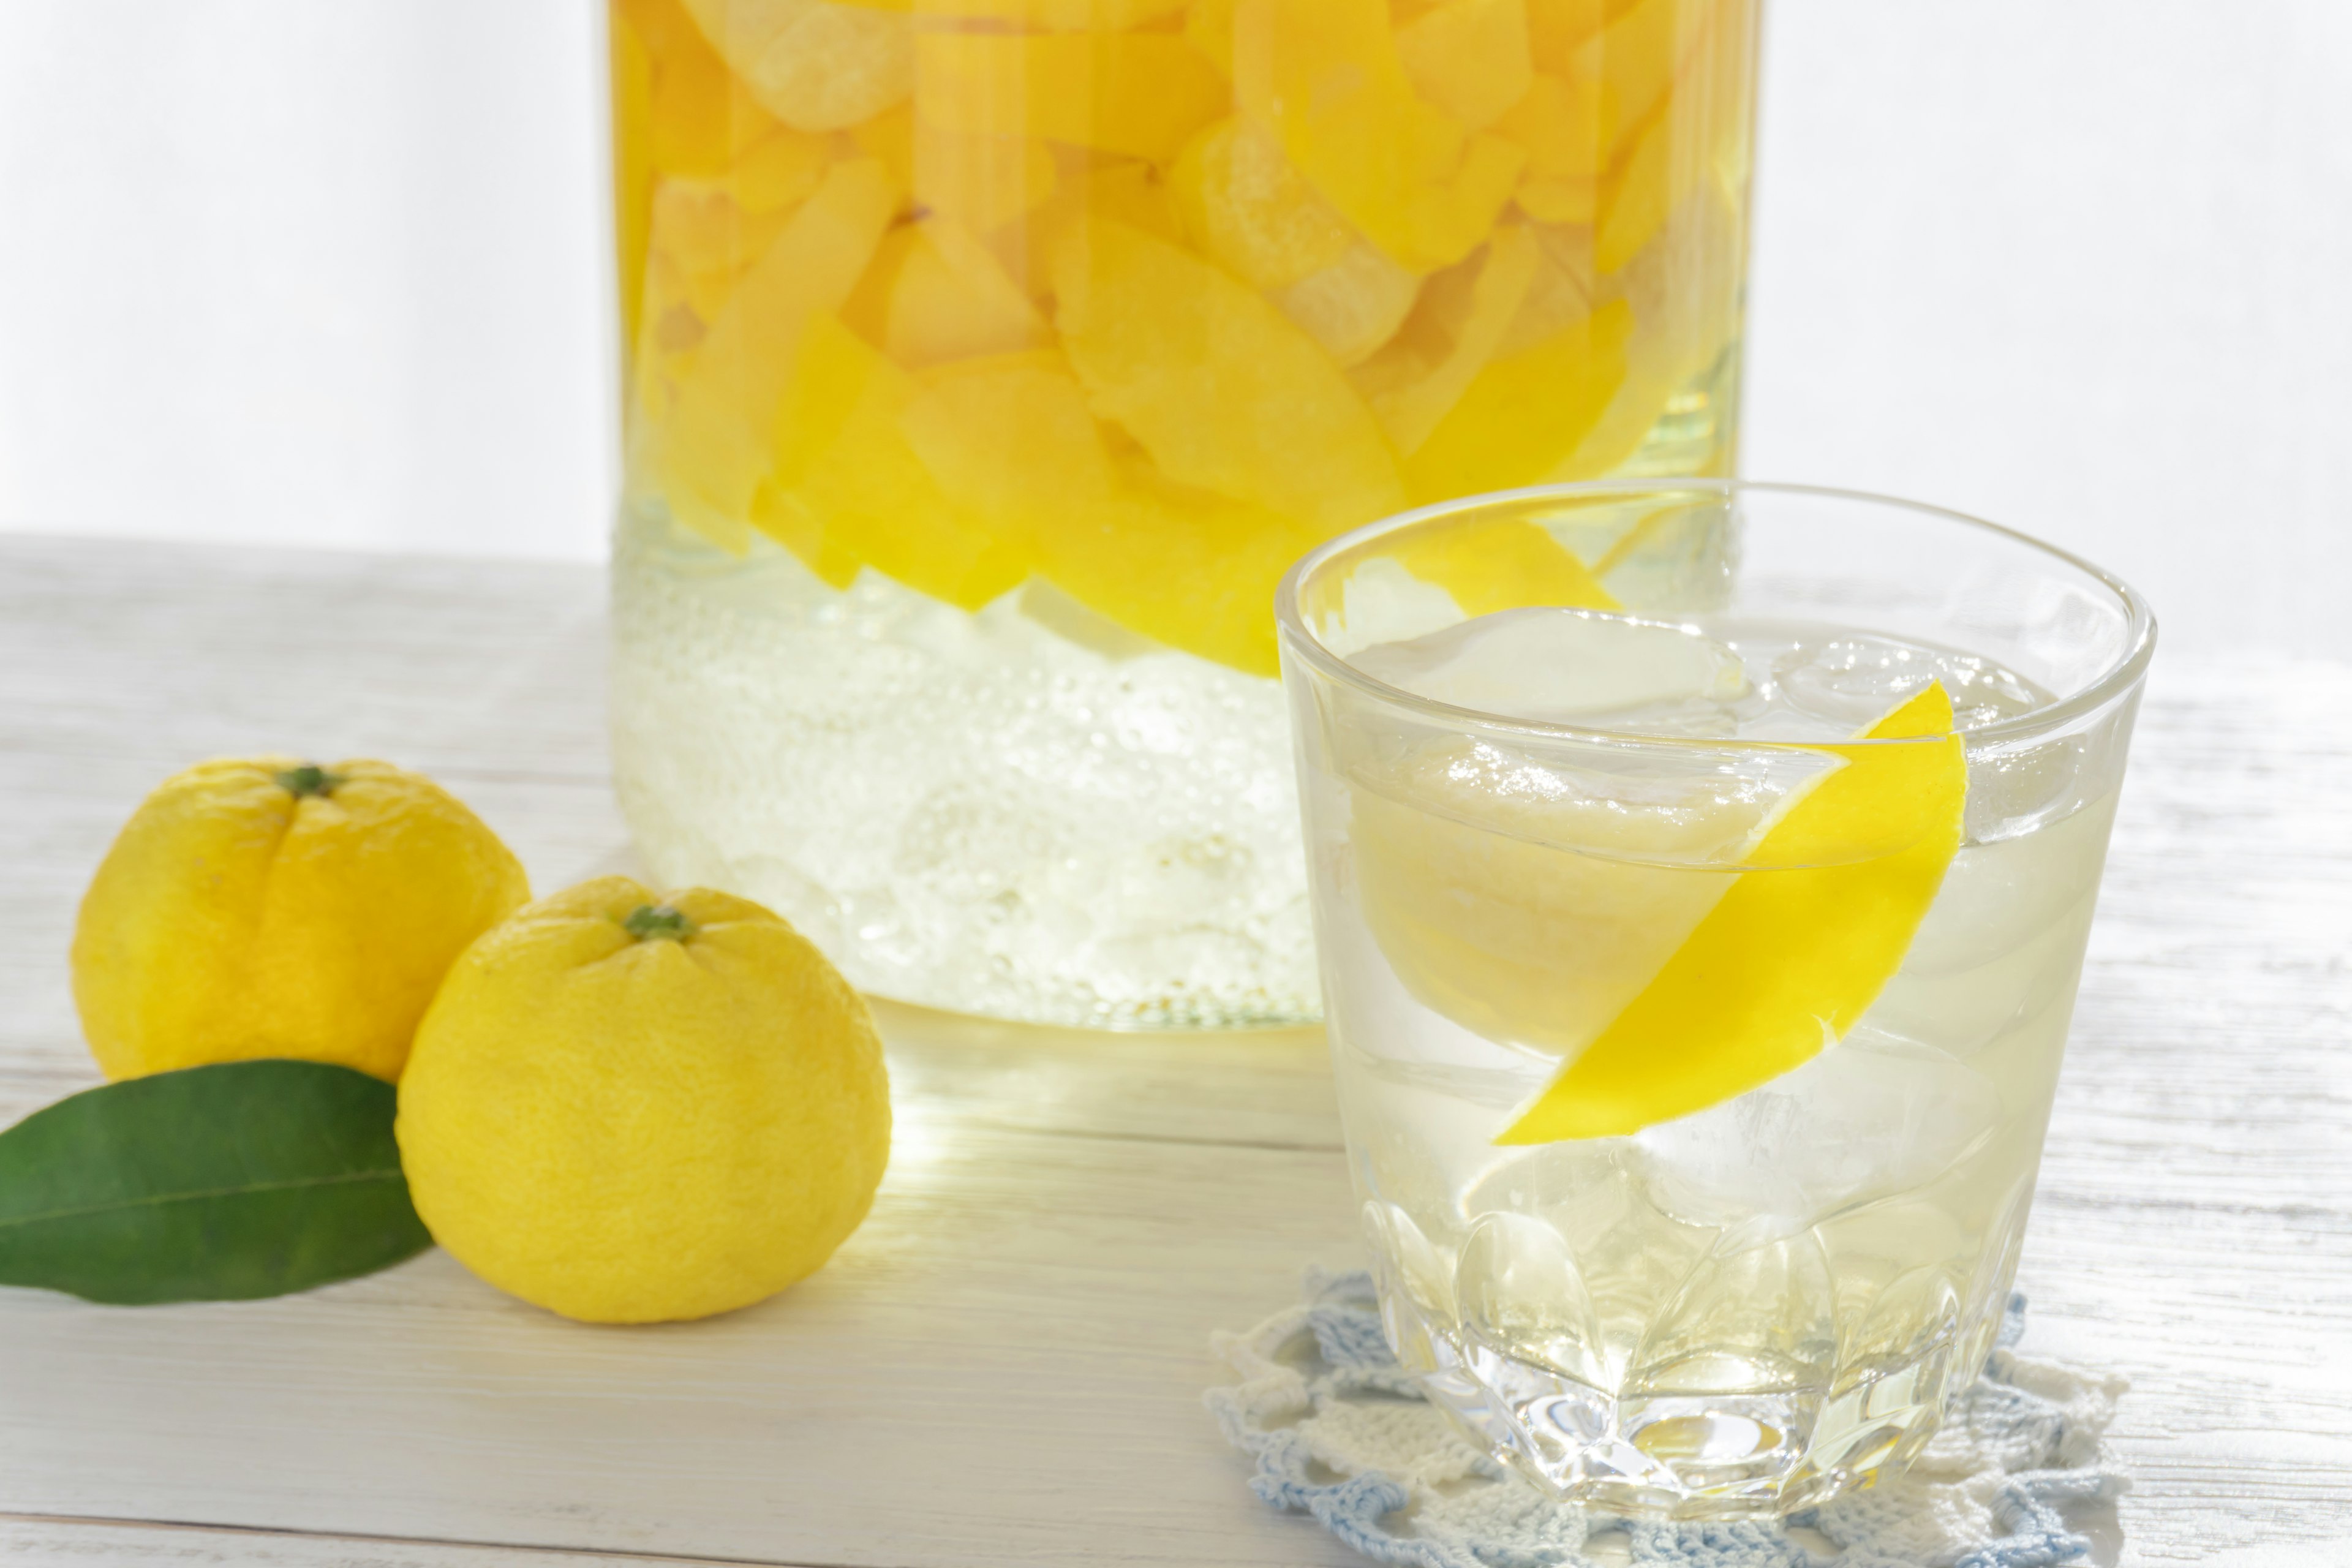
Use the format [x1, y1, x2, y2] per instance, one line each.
[1207, 1270, 2127, 1568]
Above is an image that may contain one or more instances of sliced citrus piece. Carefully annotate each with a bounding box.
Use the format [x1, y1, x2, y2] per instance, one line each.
[1233, 0, 1526, 273]
[914, 32, 1226, 164]
[1401, 296, 1630, 503]
[1352, 224, 1542, 453]
[758, 312, 1026, 608]
[1169, 118, 1355, 293]
[860, 114, 1059, 234]
[901, 350, 1117, 531]
[1081, 160, 1188, 247]
[679, 0, 914, 132]
[1395, 0, 1536, 132]
[1029, 463, 1318, 676]
[867, 0, 1189, 27]
[659, 158, 899, 552]
[1272, 244, 1424, 367]
[1382, 513, 1615, 617]
[1495, 71, 1611, 187]
[1496, 682, 1969, 1143]
[881, 217, 1047, 368]
[1053, 216, 1404, 530]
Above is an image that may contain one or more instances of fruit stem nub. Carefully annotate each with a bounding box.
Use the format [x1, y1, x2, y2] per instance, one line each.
[624, 904, 697, 943]
[276, 764, 343, 798]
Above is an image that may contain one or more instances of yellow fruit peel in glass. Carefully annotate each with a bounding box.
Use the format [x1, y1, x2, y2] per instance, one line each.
[612, 0, 1754, 671]
[1495, 682, 1969, 1143]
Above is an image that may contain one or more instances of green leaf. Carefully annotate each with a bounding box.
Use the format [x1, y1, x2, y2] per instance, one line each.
[0, 1059, 432, 1305]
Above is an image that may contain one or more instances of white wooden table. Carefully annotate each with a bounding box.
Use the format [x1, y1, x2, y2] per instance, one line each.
[2, 537, 2346, 1567]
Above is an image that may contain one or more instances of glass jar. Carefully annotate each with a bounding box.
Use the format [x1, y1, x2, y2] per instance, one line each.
[606, 0, 1761, 1027]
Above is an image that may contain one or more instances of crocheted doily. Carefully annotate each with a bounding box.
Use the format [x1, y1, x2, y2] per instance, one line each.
[1206, 1270, 2128, 1568]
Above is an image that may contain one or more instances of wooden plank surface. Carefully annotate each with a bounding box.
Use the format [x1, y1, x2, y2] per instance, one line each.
[3, 535, 2347, 1566]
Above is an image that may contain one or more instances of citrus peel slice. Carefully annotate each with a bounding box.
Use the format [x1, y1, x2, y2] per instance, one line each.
[1496, 681, 1968, 1144]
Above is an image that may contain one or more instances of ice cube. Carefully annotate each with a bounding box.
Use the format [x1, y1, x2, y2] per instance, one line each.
[1351, 606, 1749, 732]
[1633, 1032, 2003, 1232]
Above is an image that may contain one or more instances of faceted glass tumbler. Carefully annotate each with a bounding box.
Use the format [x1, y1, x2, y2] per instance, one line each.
[1275, 481, 2155, 1516]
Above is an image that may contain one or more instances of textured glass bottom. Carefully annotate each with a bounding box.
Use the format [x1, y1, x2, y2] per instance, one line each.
[1382, 1226, 2018, 1519]
[610, 501, 1318, 1028]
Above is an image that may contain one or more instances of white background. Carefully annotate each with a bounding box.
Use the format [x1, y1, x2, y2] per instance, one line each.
[2, 1, 2347, 659]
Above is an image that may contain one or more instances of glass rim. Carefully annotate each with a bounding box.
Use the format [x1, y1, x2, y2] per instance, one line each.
[1273, 479, 2158, 753]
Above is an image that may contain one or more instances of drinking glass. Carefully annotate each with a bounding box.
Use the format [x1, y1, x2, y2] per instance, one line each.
[1276, 481, 2155, 1515]
[605, 0, 1760, 1027]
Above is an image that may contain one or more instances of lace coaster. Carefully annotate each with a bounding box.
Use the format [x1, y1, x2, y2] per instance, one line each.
[1205, 1270, 2128, 1568]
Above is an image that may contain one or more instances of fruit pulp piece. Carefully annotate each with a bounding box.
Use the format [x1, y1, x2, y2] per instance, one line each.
[1588, 0, 1729, 270]
[881, 217, 1048, 368]
[895, 348, 1316, 675]
[1496, 682, 1969, 1143]
[856, 107, 1063, 233]
[1568, 0, 1702, 155]
[1381, 514, 1615, 617]
[646, 178, 795, 325]
[1080, 160, 1188, 247]
[832, 0, 1190, 26]
[679, 0, 914, 133]
[1526, 0, 1610, 73]
[901, 349, 1118, 535]
[659, 157, 900, 552]
[1030, 465, 1321, 677]
[1354, 224, 1543, 454]
[760, 313, 1027, 608]
[1402, 296, 1632, 503]
[1272, 243, 1423, 368]
[1169, 118, 1355, 293]
[914, 32, 1227, 164]
[1232, 0, 1526, 273]
[1053, 216, 1404, 532]
[1496, 72, 1612, 183]
[1395, 0, 1536, 132]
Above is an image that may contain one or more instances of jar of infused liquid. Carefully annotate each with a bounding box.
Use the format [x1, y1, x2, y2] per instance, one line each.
[607, 0, 1760, 1027]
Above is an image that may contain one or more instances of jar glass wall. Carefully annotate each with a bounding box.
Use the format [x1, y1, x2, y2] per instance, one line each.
[607, 0, 1762, 1027]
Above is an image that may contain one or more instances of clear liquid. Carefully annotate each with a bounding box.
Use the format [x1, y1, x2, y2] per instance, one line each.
[1314, 607, 2117, 1515]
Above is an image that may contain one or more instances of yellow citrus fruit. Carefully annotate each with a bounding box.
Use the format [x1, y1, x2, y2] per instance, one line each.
[394, 877, 891, 1324]
[71, 757, 530, 1084]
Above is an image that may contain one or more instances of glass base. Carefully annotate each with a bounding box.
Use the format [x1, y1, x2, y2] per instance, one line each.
[1407, 1316, 1973, 1519]
[609, 500, 1319, 1029]
[1368, 1188, 2024, 1520]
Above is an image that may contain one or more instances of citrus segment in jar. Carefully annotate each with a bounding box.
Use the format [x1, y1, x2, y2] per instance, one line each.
[914, 31, 1226, 162]
[759, 313, 1030, 606]
[901, 350, 1116, 532]
[862, 217, 1048, 368]
[679, 0, 915, 132]
[848, 0, 1191, 28]
[658, 157, 899, 553]
[1353, 224, 1542, 454]
[1035, 470, 1317, 676]
[854, 108, 1062, 232]
[1054, 217, 1405, 530]
[1496, 682, 1969, 1144]
[1403, 297, 1632, 503]
[1394, 0, 1536, 132]
[1232, 0, 1526, 274]
[1381, 514, 1616, 618]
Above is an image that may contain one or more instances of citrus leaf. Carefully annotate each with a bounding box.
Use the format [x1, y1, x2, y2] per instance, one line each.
[0, 1059, 432, 1304]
